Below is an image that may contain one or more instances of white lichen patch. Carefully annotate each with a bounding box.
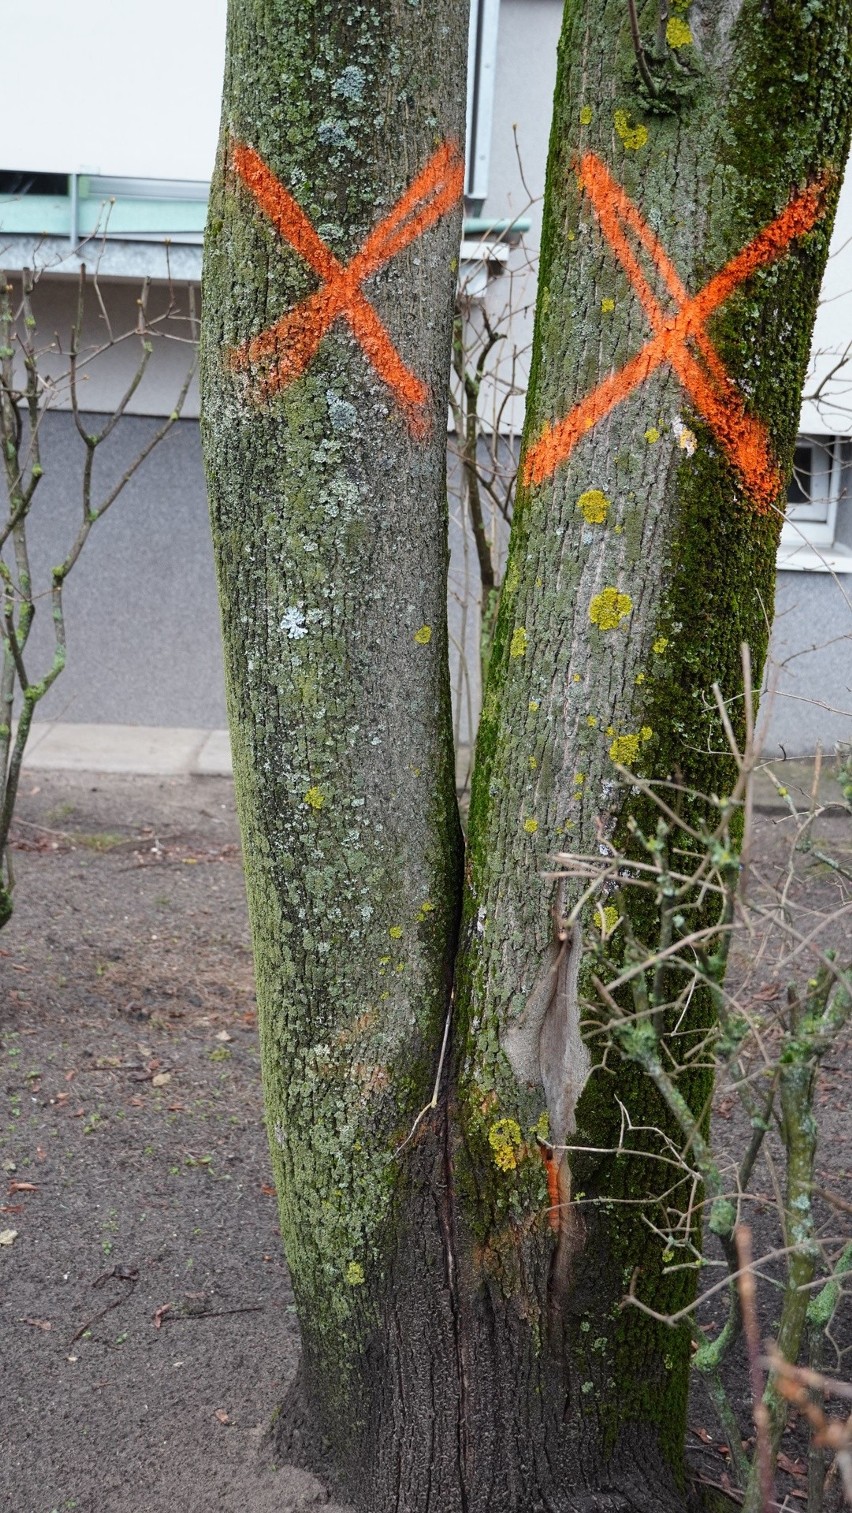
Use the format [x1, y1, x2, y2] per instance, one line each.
[280, 607, 309, 639]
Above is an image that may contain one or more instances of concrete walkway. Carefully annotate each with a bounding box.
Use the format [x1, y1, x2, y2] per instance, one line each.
[17, 722, 847, 816]
[21, 723, 233, 777]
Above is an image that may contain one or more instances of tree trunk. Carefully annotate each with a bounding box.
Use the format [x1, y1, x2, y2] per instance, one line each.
[450, 2, 852, 1510]
[201, 1, 852, 1510]
[200, 0, 470, 1504]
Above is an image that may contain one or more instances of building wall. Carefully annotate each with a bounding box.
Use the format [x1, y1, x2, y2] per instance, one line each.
[12, 412, 226, 729]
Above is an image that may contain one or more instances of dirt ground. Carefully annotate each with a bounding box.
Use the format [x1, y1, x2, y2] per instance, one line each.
[1, 769, 850, 1513]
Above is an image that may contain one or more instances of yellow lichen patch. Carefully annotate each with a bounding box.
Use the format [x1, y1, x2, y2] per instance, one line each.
[609, 732, 642, 765]
[533, 1110, 550, 1142]
[523, 817, 539, 834]
[597, 903, 620, 935]
[635, 671, 645, 685]
[510, 626, 528, 658]
[528, 699, 540, 712]
[345, 1261, 365, 1286]
[413, 625, 432, 645]
[388, 925, 403, 939]
[653, 635, 669, 654]
[672, 415, 697, 455]
[600, 297, 615, 314]
[489, 1118, 523, 1172]
[605, 725, 616, 738]
[589, 587, 633, 630]
[644, 426, 661, 444]
[504, 560, 520, 595]
[614, 523, 624, 534]
[614, 109, 648, 150]
[572, 673, 581, 683]
[666, 16, 692, 46]
[586, 714, 598, 728]
[304, 786, 325, 810]
[416, 899, 435, 923]
[641, 726, 653, 742]
[528, 756, 538, 770]
[577, 488, 610, 524]
[574, 772, 585, 786]
[579, 104, 593, 125]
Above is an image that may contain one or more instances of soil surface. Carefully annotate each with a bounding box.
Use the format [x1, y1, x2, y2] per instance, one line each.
[1, 770, 850, 1513]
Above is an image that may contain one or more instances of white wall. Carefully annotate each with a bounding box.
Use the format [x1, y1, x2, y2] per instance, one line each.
[0, 0, 227, 181]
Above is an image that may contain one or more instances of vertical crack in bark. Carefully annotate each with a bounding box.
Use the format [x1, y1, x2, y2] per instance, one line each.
[502, 904, 591, 1274]
[436, 1092, 470, 1513]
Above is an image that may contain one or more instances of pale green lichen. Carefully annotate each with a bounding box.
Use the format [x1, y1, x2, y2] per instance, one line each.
[653, 635, 669, 654]
[304, 786, 326, 810]
[577, 488, 610, 523]
[345, 1261, 365, 1286]
[597, 904, 619, 934]
[589, 587, 633, 630]
[510, 626, 528, 657]
[579, 104, 593, 125]
[614, 109, 648, 150]
[488, 1118, 523, 1172]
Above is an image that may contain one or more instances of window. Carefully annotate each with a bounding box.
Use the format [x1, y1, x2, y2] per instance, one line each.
[781, 435, 842, 548]
[777, 432, 852, 572]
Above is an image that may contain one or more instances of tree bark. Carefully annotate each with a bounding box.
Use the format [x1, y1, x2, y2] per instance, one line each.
[201, 1, 852, 1510]
[451, 2, 852, 1510]
[200, 1, 468, 1504]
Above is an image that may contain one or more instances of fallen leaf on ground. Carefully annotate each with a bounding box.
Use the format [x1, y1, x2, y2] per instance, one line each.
[0, 1229, 19, 1246]
[215, 1030, 233, 1043]
[151, 1072, 171, 1088]
[261, 1184, 275, 1196]
[35, 1146, 46, 1160]
[21, 1317, 51, 1330]
[152, 1303, 172, 1329]
[214, 1409, 231, 1424]
[9, 1182, 37, 1194]
[777, 1453, 806, 1478]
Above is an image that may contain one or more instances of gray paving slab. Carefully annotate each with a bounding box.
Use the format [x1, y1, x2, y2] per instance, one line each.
[195, 728, 234, 776]
[22, 723, 209, 776]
